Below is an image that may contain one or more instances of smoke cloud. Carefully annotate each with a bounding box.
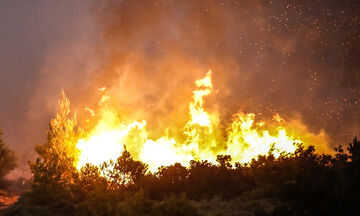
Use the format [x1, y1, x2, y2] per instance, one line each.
[0, 0, 359, 177]
[88, 0, 360, 148]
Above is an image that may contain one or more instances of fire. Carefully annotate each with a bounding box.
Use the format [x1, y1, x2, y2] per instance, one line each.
[75, 70, 302, 172]
[189, 70, 213, 127]
[226, 112, 300, 163]
[76, 117, 146, 169]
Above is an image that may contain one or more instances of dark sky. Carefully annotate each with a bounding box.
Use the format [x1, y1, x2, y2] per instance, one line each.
[0, 0, 360, 177]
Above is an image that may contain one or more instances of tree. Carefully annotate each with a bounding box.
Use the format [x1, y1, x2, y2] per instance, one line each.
[105, 148, 148, 189]
[153, 163, 188, 198]
[151, 194, 200, 216]
[348, 137, 360, 163]
[0, 126, 16, 188]
[342, 137, 360, 214]
[29, 91, 82, 189]
[216, 155, 232, 169]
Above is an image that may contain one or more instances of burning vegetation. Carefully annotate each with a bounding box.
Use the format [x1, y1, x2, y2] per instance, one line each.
[1, 0, 360, 215]
[75, 71, 303, 174]
[1, 70, 360, 216]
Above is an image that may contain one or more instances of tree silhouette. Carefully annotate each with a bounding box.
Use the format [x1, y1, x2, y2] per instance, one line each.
[4, 91, 360, 216]
[216, 155, 232, 169]
[153, 163, 188, 198]
[104, 147, 148, 189]
[0, 126, 16, 188]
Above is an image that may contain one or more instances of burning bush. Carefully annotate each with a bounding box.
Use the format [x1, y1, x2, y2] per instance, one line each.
[2, 73, 360, 215]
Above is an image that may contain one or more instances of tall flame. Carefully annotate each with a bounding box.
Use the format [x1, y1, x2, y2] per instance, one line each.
[76, 70, 301, 172]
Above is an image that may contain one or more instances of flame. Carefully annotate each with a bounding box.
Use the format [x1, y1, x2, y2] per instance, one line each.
[189, 70, 213, 127]
[226, 112, 300, 163]
[75, 70, 302, 172]
[76, 109, 146, 169]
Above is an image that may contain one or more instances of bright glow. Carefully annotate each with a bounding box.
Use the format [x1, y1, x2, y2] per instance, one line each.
[226, 112, 300, 163]
[139, 138, 193, 172]
[75, 70, 302, 173]
[76, 111, 146, 169]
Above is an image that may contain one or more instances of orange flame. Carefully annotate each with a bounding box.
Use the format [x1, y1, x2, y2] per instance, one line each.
[75, 70, 302, 172]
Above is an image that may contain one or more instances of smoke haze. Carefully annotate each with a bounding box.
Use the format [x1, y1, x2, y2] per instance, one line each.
[91, 0, 360, 146]
[0, 0, 103, 177]
[0, 0, 359, 177]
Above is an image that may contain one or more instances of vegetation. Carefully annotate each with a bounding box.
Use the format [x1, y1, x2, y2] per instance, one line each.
[3, 137, 360, 216]
[2, 94, 360, 216]
[29, 91, 81, 191]
[0, 127, 16, 189]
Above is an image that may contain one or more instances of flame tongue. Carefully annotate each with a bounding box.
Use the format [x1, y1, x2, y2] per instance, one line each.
[226, 112, 300, 163]
[189, 70, 213, 127]
[75, 70, 300, 172]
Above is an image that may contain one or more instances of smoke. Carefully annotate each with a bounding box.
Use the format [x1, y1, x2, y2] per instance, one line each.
[87, 0, 360, 150]
[1, 0, 359, 177]
[0, 0, 103, 178]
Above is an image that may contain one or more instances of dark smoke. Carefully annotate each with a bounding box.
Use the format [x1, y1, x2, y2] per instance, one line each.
[92, 0, 360, 145]
[0, 0, 359, 177]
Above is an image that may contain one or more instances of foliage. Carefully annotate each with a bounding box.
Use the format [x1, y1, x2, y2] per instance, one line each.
[3, 94, 360, 215]
[29, 91, 81, 190]
[115, 190, 153, 216]
[2, 184, 75, 216]
[4, 138, 360, 215]
[0, 127, 16, 189]
[151, 193, 200, 216]
[103, 148, 148, 190]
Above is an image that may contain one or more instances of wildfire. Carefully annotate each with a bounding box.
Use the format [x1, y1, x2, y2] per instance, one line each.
[76, 70, 302, 172]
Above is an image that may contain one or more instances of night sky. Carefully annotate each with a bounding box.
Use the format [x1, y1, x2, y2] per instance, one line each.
[0, 0, 359, 177]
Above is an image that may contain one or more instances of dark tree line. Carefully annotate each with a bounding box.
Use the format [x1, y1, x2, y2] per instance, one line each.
[2, 94, 360, 216]
[3, 138, 360, 216]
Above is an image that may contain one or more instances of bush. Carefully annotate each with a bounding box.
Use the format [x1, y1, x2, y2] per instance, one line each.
[0, 128, 16, 189]
[151, 194, 200, 216]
